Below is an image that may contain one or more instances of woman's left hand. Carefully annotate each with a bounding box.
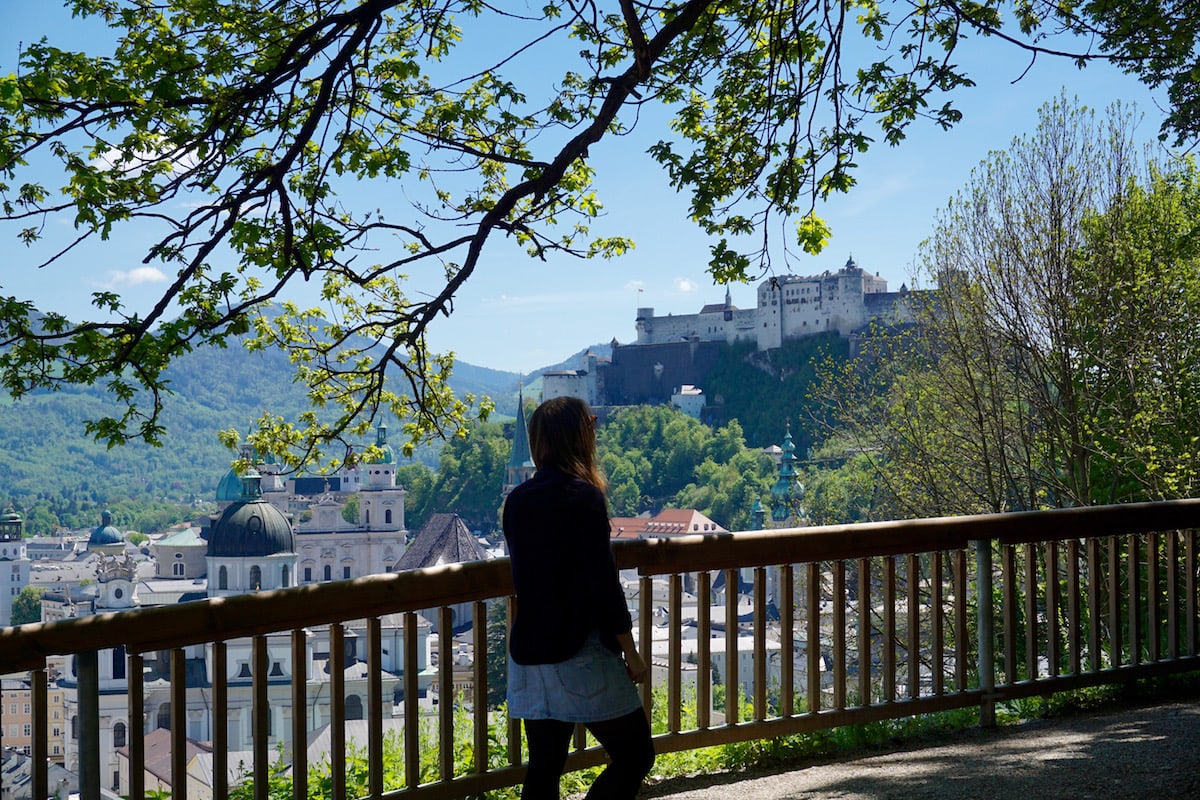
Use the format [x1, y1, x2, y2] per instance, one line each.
[624, 650, 649, 683]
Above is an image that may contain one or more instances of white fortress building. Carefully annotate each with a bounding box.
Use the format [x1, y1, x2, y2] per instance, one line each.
[633, 257, 913, 351]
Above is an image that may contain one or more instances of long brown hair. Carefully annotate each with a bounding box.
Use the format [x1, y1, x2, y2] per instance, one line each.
[528, 396, 606, 491]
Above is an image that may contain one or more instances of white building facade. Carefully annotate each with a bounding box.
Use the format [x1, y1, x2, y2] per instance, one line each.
[635, 258, 912, 351]
[1, 508, 31, 627]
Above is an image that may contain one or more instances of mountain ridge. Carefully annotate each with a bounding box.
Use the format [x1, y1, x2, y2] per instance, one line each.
[0, 332, 608, 511]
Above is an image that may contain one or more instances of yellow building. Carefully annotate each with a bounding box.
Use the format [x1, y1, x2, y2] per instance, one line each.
[1, 674, 67, 763]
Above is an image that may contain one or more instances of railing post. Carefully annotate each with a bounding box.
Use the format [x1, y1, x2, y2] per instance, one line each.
[77, 650, 101, 797]
[974, 540, 996, 727]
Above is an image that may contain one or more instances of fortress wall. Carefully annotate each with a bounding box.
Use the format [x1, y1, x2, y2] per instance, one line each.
[601, 340, 725, 406]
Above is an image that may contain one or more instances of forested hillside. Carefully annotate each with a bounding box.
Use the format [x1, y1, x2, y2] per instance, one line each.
[705, 333, 849, 452]
[0, 335, 521, 533]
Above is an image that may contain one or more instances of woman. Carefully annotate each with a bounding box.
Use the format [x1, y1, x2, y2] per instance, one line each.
[503, 396, 655, 799]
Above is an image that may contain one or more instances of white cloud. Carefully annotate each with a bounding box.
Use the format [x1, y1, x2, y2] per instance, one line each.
[673, 278, 699, 293]
[624, 280, 645, 292]
[90, 137, 198, 177]
[102, 267, 167, 288]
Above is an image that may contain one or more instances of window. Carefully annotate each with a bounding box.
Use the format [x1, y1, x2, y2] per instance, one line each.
[345, 695, 364, 721]
[249, 565, 262, 590]
[304, 567, 312, 582]
[385, 510, 393, 524]
[23, 723, 31, 736]
[343, 566, 351, 580]
[323, 565, 332, 581]
[218, 565, 229, 590]
[113, 645, 126, 680]
[157, 702, 170, 731]
[281, 565, 290, 588]
[172, 562, 185, 576]
[112, 721, 127, 748]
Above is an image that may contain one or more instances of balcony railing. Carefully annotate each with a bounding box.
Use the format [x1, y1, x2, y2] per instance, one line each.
[2, 499, 1199, 799]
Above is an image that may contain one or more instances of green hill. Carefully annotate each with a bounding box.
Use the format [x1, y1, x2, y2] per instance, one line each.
[0, 335, 522, 523]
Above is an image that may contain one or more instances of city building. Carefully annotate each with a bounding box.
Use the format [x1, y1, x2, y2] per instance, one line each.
[609, 509, 728, 540]
[56, 471, 430, 794]
[1, 509, 31, 627]
[670, 384, 706, 418]
[394, 513, 489, 634]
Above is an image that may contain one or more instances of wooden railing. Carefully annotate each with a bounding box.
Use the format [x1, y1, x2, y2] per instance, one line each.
[2, 499, 1199, 799]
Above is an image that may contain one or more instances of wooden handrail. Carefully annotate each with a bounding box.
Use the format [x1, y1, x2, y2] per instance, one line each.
[0, 557, 514, 673]
[5, 499, 1199, 674]
[618, 498, 1200, 574]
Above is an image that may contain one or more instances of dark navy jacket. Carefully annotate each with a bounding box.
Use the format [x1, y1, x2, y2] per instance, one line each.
[503, 466, 632, 664]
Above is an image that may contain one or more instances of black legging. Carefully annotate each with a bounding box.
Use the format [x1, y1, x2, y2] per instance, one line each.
[522, 708, 655, 799]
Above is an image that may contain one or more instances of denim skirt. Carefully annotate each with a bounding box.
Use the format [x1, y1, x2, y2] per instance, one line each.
[507, 632, 642, 723]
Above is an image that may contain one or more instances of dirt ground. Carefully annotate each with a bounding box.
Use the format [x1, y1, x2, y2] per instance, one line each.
[638, 699, 1200, 800]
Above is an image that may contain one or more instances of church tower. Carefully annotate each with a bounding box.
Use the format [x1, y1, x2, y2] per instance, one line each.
[503, 388, 537, 497]
[770, 424, 804, 525]
[0, 508, 31, 626]
[358, 421, 406, 532]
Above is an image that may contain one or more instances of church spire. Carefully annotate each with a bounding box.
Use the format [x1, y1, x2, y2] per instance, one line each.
[503, 384, 537, 496]
[770, 423, 803, 524]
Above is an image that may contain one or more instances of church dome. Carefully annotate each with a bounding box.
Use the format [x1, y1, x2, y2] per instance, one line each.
[89, 510, 123, 546]
[215, 465, 244, 503]
[207, 472, 296, 558]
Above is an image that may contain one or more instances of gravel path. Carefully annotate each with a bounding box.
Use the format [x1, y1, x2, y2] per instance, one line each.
[640, 699, 1200, 800]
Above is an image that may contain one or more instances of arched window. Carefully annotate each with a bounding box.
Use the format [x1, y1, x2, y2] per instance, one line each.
[112, 645, 126, 680]
[345, 695, 364, 721]
[281, 565, 290, 588]
[364, 509, 370, 525]
[323, 564, 332, 582]
[385, 510, 393, 525]
[218, 565, 229, 590]
[112, 721, 127, 748]
[249, 565, 262, 591]
[157, 702, 171, 731]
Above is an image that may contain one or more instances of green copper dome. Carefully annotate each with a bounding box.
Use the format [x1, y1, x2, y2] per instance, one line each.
[207, 472, 295, 558]
[89, 510, 123, 546]
[216, 465, 244, 503]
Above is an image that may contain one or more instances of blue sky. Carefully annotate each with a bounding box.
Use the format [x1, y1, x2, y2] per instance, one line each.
[0, 4, 1170, 374]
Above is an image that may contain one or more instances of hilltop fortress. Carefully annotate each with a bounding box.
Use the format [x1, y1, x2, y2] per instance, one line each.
[543, 257, 918, 410]
[635, 256, 912, 350]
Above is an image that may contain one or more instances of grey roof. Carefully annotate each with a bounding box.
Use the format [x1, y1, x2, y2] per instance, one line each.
[116, 728, 212, 784]
[207, 496, 295, 558]
[394, 513, 487, 572]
